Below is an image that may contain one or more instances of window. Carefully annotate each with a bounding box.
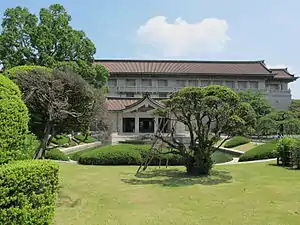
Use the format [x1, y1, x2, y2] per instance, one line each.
[201, 80, 210, 87]
[249, 81, 258, 89]
[212, 80, 223, 85]
[108, 79, 117, 87]
[238, 81, 247, 89]
[158, 93, 167, 98]
[270, 84, 280, 90]
[141, 79, 152, 87]
[188, 80, 198, 86]
[158, 80, 168, 87]
[126, 79, 136, 87]
[225, 81, 234, 88]
[126, 92, 134, 97]
[176, 80, 186, 87]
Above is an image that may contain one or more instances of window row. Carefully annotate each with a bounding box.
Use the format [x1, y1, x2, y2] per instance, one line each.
[108, 79, 260, 89]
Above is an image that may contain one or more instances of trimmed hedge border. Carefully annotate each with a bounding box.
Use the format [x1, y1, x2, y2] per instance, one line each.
[239, 143, 278, 162]
[224, 136, 250, 148]
[0, 160, 59, 225]
[46, 148, 69, 161]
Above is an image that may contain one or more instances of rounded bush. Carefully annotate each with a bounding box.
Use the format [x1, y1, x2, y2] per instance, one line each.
[0, 74, 30, 164]
[239, 143, 277, 162]
[51, 134, 69, 145]
[74, 134, 97, 143]
[224, 136, 250, 148]
[3, 65, 51, 80]
[45, 148, 69, 161]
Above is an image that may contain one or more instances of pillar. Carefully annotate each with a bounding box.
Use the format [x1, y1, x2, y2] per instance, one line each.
[135, 114, 139, 133]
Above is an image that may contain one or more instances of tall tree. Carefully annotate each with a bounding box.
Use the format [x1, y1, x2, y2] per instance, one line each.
[0, 4, 108, 88]
[238, 90, 273, 118]
[154, 86, 256, 175]
[15, 67, 105, 158]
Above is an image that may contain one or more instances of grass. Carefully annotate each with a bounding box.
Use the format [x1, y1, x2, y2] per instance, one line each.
[54, 162, 300, 225]
[233, 142, 258, 152]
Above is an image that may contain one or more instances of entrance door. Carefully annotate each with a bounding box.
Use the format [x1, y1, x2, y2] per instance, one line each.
[139, 118, 154, 133]
[123, 118, 135, 133]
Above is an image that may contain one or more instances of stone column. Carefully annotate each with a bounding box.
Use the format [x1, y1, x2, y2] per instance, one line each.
[154, 116, 159, 133]
[135, 114, 139, 133]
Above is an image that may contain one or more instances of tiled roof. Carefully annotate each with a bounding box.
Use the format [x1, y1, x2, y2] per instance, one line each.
[105, 99, 138, 111]
[270, 68, 295, 79]
[95, 59, 273, 75]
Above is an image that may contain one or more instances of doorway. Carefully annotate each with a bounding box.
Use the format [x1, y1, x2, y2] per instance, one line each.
[123, 118, 135, 133]
[139, 118, 154, 133]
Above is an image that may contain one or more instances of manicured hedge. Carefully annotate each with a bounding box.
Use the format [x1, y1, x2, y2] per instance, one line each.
[51, 134, 69, 145]
[0, 160, 59, 225]
[74, 134, 97, 143]
[45, 148, 69, 161]
[0, 74, 30, 164]
[77, 144, 233, 166]
[224, 136, 250, 148]
[239, 143, 278, 162]
[3, 65, 51, 80]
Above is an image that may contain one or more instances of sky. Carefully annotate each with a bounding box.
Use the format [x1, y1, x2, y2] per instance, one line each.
[1, 0, 300, 98]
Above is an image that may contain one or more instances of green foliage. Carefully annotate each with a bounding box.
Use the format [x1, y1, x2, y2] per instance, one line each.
[119, 140, 147, 145]
[51, 134, 69, 145]
[256, 116, 277, 136]
[289, 99, 300, 113]
[238, 90, 273, 117]
[0, 160, 59, 224]
[267, 111, 300, 135]
[45, 148, 69, 161]
[0, 74, 30, 164]
[74, 134, 97, 143]
[277, 137, 295, 166]
[239, 143, 278, 162]
[3, 65, 51, 80]
[0, 4, 109, 88]
[224, 136, 250, 148]
[211, 151, 233, 164]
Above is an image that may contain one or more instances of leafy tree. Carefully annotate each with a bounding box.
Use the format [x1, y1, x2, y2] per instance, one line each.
[267, 110, 300, 135]
[0, 74, 30, 164]
[0, 4, 108, 88]
[15, 67, 105, 159]
[238, 90, 273, 118]
[289, 99, 300, 118]
[154, 85, 256, 175]
[256, 116, 277, 138]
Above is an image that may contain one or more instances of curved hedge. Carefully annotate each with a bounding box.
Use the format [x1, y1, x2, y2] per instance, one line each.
[74, 134, 97, 143]
[224, 136, 250, 148]
[77, 144, 233, 166]
[0, 74, 30, 164]
[0, 160, 59, 224]
[3, 65, 51, 80]
[239, 143, 277, 162]
[45, 148, 69, 161]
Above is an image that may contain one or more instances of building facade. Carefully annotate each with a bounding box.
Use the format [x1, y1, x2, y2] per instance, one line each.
[96, 59, 297, 139]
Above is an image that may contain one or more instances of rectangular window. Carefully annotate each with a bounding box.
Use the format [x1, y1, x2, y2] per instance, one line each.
[238, 81, 247, 89]
[225, 81, 234, 88]
[249, 81, 258, 89]
[126, 92, 134, 97]
[176, 80, 186, 87]
[126, 79, 136, 87]
[158, 93, 167, 98]
[141, 79, 152, 87]
[108, 79, 117, 87]
[188, 80, 198, 86]
[212, 80, 223, 85]
[270, 84, 280, 90]
[201, 80, 210, 87]
[158, 79, 168, 87]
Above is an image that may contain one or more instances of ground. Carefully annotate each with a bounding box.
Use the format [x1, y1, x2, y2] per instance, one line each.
[233, 142, 258, 152]
[54, 162, 300, 225]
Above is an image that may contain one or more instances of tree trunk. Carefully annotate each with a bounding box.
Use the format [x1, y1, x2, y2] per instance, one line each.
[33, 123, 52, 159]
[185, 150, 213, 176]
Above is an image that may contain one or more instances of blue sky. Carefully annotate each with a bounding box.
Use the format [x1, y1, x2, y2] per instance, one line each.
[1, 0, 300, 98]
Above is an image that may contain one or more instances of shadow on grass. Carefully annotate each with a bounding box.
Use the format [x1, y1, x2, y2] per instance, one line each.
[56, 185, 81, 208]
[121, 169, 232, 187]
[268, 163, 300, 170]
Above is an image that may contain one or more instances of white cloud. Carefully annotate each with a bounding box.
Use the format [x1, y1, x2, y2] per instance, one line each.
[137, 16, 230, 57]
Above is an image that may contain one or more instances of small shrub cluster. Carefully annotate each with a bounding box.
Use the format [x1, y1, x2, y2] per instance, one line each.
[239, 143, 277, 162]
[51, 134, 69, 145]
[45, 148, 69, 161]
[74, 134, 97, 143]
[224, 136, 250, 148]
[77, 144, 233, 166]
[119, 140, 147, 145]
[277, 137, 300, 169]
[0, 160, 59, 224]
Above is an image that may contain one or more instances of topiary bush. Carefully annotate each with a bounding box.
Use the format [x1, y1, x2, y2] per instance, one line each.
[239, 143, 277, 162]
[224, 136, 250, 148]
[0, 160, 59, 225]
[74, 134, 97, 143]
[0, 74, 30, 164]
[45, 148, 69, 161]
[3, 65, 52, 80]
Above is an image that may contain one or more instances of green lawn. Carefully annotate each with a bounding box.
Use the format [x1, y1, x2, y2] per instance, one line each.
[233, 142, 258, 152]
[54, 162, 300, 225]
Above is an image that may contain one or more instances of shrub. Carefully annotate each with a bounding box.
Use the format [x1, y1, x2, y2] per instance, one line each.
[74, 134, 97, 143]
[292, 142, 300, 169]
[77, 144, 233, 165]
[51, 134, 69, 145]
[276, 137, 295, 166]
[0, 74, 30, 164]
[0, 160, 59, 225]
[224, 136, 250, 148]
[119, 140, 147, 145]
[239, 143, 277, 162]
[3, 65, 52, 80]
[45, 148, 69, 161]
